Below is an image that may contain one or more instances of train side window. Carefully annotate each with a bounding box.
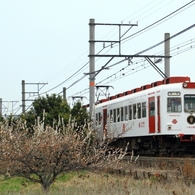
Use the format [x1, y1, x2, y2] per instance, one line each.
[133, 104, 137, 119]
[121, 107, 124, 121]
[129, 105, 132, 120]
[96, 113, 101, 125]
[98, 113, 101, 125]
[149, 100, 155, 116]
[110, 110, 113, 122]
[113, 109, 116, 122]
[167, 97, 181, 112]
[184, 95, 195, 112]
[117, 108, 120, 122]
[142, 102, 146, 118]
[137, 103, 141, 119]
[124, 106, 128, 121]
[96, 113, 98, 125]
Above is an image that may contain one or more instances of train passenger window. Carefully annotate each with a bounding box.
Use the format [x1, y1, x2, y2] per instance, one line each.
[124, 106, 128, 121]
[96, 113, 98, 125]
[117, 108, 120, 122]
[121, 107, 124, 121]
[133, 104, 137, 119]
[184, 95, 195, 112]
[149, 100, 155, 116]
[110, 110, 113, 122]
[98, 113, 101, 125]
[96, 113, 101, 125]
[167, 97, 181, 112]
[129, 105, 132, 120]
[137, 103, 141, 119]
[113, 109, 116, 122]
[142, 102, 146, 118]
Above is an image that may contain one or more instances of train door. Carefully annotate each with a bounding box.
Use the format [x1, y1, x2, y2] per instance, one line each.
[148, 97, 155, 133]
[103, 108, 107, 136]
[157, 96, 161, 133]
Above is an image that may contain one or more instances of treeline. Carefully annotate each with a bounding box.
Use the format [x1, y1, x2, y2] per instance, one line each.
[1, 94, 89, 132]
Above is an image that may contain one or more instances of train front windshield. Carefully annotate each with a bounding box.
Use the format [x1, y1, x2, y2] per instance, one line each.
[184, 94, 195, 113]
[167, 95, 195, 113]
[167, 97, 181, 112]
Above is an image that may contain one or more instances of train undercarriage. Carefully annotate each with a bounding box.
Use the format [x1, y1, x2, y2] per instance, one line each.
[108, 135, 195, 156]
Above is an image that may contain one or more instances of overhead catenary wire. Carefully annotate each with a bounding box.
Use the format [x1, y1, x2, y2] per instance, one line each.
[72, 38, 195, 97]
[89, 24, 195, 80]
[5, 1, 195, 115]
[103, 0, 195, 51]
[36, 1, 195, 97]
[121, 0, 195, 43]
[38, 1, 191, 97]
[66, 0, 195, 99]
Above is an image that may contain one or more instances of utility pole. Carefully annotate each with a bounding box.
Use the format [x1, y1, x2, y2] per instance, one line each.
[22, 80, 25, 113]
[89, 18, 95, 119]
[63, 87, 66, 101]
[0, 98, 2, 116]
[164, 33, 170, 77]
[2, 101, 19, 115]
[88, 19, 138, 118]
[88, 19, 171, 119]
[0, 99, 19, 116]
[21, 80, 48, 113]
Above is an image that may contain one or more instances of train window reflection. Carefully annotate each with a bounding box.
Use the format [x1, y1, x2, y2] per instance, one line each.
[113, 109, 116, 122]
[129, 105, 132, 120]
[167, 97, 181, 112]
[133, 104, 137, 119]
[184, 95, 195, 112]
[117, 108, 120, 122]
[124, 106, 128, 121]
[137, 103, 141, 119]
[110, 110, 113, 122]
[95, 113, 102, 125]
[121, 107, 124, 121]
[149, 100, 155, 116]
[142, 102, 146, 118]
[96, 113, 98, 125]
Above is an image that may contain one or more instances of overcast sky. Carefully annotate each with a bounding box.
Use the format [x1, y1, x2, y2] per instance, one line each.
[0, 0, 195, 115]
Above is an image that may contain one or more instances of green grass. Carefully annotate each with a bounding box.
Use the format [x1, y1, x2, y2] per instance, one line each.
[0, 171, 88, 195]
[0, 171, 195, 195]
[0, 176, 31, 194]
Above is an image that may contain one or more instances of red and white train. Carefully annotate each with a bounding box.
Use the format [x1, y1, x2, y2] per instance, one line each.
[94, 76, 195, 155]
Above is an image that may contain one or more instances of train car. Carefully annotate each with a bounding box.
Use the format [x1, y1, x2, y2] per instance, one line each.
[95, 76, 195, 155]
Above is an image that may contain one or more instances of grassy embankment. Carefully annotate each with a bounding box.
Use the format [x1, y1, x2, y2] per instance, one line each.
[1, 169, 195, 195]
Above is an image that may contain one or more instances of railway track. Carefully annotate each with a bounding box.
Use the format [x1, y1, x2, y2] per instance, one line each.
[102, 155, 195, 181]
[127, 155, 195, 170]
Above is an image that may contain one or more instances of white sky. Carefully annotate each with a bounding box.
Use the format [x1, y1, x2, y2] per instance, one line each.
[0, 0, 195, 115]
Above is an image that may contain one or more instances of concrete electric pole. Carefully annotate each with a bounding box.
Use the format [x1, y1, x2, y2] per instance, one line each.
[88, 18, 171, 119]
[21, 80, 48, 113]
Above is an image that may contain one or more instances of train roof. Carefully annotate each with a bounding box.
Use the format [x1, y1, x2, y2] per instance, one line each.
[95, 76, 191, 107]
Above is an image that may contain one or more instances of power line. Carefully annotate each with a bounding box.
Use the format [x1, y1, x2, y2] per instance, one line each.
[19, 1, 195, 102]
[72, 37, 195, 97]
[96, 1, 195, 54]
[121, 0, 195, 42]
[103, 24, 195, 71]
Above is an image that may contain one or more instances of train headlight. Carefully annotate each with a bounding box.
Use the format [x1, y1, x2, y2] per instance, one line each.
[183, 82, 188, 88]
[167, 124, 172, 130]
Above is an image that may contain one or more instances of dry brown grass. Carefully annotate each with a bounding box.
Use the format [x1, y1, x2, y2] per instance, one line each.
[1, 168, 195, 194]
[181, 161, 195, 179]
[49, 171, 195, 195]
